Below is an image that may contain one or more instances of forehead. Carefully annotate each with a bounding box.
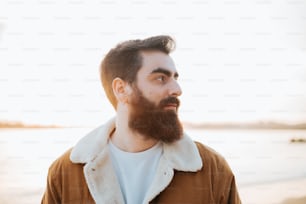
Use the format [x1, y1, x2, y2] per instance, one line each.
[138, 51, 177, 75]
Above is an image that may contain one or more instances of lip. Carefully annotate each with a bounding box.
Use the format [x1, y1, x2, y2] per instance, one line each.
[164, 103, 178, 110]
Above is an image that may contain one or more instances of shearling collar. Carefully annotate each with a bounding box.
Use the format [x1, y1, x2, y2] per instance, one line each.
[70, 117, 202, 171]
[70, 117, 203, 203]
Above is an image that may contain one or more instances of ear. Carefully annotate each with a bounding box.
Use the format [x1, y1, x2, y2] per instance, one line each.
[112, 77, 132, 104]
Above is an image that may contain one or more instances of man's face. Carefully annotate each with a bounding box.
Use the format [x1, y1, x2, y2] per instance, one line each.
[127, 51, 183, 143]
[133, 50, 182, 110]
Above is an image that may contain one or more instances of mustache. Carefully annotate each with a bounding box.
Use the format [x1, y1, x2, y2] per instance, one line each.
[159, 97, 180, 108]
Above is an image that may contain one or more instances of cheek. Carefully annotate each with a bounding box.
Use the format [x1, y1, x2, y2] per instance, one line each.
[143, 91, 156, 102]
[136, 82, 168, 103]
[146, 90, 167, 104]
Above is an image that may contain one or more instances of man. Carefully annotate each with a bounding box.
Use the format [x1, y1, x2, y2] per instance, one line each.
[41, 35, 241, 204]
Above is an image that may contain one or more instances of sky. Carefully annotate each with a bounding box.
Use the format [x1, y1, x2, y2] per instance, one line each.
[0, 0, 306, 126]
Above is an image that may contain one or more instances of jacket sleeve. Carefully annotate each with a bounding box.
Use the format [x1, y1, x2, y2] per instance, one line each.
[227, 176, 241, 204]
[41, 167, 61, 204]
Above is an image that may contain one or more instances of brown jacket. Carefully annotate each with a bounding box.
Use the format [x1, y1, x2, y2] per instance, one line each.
[41, 118, 241, 204]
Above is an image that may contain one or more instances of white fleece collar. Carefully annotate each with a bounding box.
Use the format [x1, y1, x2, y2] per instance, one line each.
[70, 118, 202, 171]
[70, 118, 203, 203]
[70, 118, 115, 164]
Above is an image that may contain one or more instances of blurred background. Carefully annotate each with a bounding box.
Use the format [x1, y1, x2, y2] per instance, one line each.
[0, 0, 306, 203]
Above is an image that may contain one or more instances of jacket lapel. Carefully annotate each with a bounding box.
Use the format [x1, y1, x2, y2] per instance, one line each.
[143, 136, 203, 203]
[83, 146, 124, 203]
[70, 118, 124, 203]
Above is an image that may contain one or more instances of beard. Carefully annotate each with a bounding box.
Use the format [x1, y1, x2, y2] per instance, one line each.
[128, 86, 183, 143]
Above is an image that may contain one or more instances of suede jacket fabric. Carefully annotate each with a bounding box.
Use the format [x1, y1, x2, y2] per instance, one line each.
[41, 118, 241, 204]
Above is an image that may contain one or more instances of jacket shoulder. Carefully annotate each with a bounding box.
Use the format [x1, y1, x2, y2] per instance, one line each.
[155, 141, 241, 203]
[48, 148, 85, 179]
[194, 142, 241, 203]
[42, 148, 93, 204]
[49, 148, 75, 172]
[194, 141, 233, 175]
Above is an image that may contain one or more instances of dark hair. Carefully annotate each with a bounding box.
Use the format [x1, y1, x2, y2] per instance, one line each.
[100, 35, 176, 108]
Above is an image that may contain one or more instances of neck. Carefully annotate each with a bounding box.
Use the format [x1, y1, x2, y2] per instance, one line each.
[111, 110, 158, 153]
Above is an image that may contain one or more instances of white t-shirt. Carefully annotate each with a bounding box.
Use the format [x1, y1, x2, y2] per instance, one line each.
[108, 141, 162, 204]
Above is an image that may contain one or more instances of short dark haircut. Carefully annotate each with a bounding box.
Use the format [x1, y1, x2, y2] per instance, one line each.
[100, 35, 176, 108]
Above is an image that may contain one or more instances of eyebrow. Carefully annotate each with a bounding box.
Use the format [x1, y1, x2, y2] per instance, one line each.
[150, 67, 179, 78]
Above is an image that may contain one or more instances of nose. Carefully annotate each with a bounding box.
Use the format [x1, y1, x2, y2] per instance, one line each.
[169, 80, 182, 97]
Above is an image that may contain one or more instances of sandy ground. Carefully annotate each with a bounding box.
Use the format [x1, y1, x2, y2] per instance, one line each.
[239, 178, 306, 204]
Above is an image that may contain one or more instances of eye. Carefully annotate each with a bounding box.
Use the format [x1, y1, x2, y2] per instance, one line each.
[156, 75, 166, 82]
